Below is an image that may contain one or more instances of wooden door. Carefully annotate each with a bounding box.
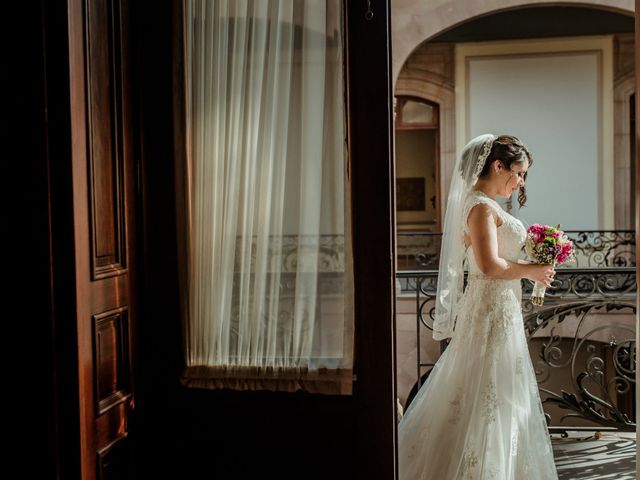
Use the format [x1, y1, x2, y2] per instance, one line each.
[68, 0, 138, 478]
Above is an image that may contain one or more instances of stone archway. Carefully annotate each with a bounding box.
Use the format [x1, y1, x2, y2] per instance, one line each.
[392, 0, 634, 82]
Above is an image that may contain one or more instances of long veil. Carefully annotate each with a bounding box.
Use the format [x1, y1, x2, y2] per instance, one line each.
[432, 134, 496, 341]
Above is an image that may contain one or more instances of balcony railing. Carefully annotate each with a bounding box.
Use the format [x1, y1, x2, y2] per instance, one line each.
[397, 230, 635, 271]
[396, 230, 636, 432]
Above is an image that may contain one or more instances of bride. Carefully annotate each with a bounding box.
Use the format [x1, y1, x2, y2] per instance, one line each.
[398, 134, 559, 479]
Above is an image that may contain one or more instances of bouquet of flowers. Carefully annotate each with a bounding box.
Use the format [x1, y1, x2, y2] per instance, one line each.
[524, 224, 575, 305]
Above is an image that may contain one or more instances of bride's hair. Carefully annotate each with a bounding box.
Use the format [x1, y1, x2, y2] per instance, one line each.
[479, 134, 532, 207]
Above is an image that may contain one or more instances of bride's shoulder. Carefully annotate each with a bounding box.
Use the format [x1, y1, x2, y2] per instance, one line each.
[463, 191, 504, 227]
[464, 190, 499, 212]
[464, 198, 496, 221]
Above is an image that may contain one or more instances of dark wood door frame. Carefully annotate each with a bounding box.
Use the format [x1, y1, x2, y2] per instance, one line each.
[347, 1, 398, 478]
[635, 2, 639, 462]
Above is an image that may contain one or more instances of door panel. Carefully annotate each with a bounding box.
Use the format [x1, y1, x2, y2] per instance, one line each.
[68, 0, 137, 478]
[86, 0, 127, 280]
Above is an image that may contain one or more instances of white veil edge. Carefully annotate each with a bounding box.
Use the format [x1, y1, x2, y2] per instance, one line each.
[432, 133, 496, 341]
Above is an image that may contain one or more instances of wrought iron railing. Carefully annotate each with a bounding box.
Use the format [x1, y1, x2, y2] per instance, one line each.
[397, 231, 637, 432]
[396, 230, 635, 271]
[524, 268, 636, 432]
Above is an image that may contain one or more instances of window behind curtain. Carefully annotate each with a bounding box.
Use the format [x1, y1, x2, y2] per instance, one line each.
[178, 0, 353, 394]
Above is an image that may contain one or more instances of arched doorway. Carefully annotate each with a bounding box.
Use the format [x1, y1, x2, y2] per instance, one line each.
[395, 96, 440, 232]
[393, 4, 637, 476]
[395, 97, 441, 272]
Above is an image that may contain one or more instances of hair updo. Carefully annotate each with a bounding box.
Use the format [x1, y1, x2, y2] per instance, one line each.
[479, 134, 532, 207]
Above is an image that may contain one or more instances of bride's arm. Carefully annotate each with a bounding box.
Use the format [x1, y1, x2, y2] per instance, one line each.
[467, 204, 554, 286]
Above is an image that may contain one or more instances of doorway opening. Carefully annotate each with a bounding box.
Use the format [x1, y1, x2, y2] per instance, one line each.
[392, 4, 637, 477]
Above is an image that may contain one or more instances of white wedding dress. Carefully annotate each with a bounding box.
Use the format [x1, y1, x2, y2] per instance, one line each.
[399, 191, 558, 479]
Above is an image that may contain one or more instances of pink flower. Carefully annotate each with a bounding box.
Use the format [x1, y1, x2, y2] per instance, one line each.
[527, 224, 550, 244]
[528, 224, 545, 235]
[556, 240, 574, 265]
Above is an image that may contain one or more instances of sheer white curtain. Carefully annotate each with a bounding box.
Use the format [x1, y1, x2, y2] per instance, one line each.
[179, 0, 353, 394]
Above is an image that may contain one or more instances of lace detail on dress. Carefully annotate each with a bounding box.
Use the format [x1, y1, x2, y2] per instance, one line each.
[516, 356, 524, 374]
[456, 281, 522, 360]
[486, 464, 500, 478]
[461, 450, 479, 479]
[520, 451, 534, 478]
[462, 192, 505, 235]
[462, 191, 526, 240]
[482, 381, 499, 424]
[510, 420, 519, 456]
[462, 191, 527, 280]
[448, 387, 463, 425]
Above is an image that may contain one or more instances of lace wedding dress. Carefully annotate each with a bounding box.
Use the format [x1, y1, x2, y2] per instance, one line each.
[398, 191, 558, 479]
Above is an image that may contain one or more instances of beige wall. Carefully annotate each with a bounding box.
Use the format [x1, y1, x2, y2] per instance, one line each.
[457, 37, 613, 230]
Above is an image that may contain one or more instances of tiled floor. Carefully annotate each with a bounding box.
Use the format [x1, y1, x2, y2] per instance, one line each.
[552, 431, 636, 479]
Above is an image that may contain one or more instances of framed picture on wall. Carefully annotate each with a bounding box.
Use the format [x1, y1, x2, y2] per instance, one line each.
[396, 177, 426, 211]
[396, 176, 435, 231]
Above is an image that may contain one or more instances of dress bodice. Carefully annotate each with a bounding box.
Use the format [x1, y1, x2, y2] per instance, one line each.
[462, 190, 526, 276]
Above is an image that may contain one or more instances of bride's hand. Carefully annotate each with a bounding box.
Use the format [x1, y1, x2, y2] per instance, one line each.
[527, 264, 555, 287]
